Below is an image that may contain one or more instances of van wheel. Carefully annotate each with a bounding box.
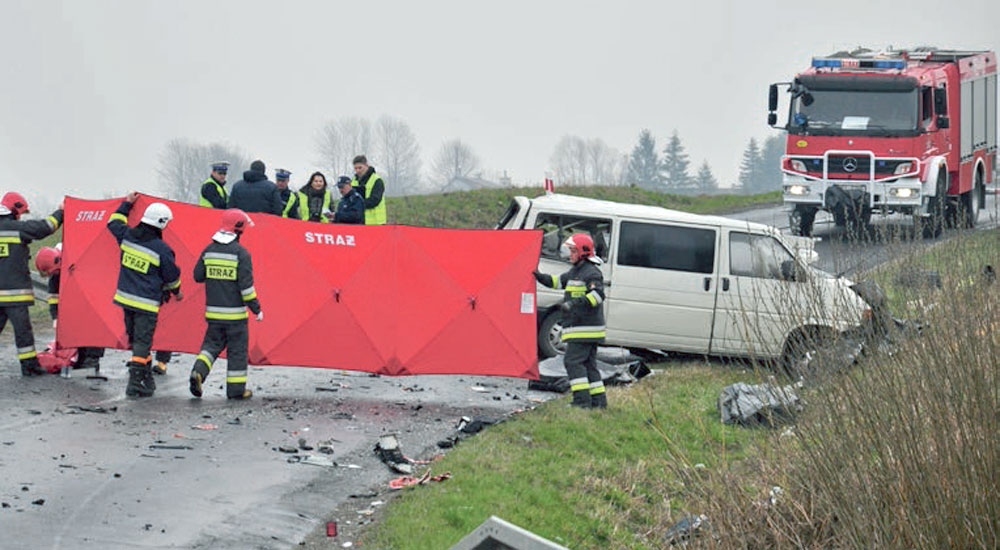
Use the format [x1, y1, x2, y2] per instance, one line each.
[537, 311, 566, 358]
[781, 329, 831, 379]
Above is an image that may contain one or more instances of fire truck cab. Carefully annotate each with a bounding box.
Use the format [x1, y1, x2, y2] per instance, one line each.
[768, 48, 997, 238]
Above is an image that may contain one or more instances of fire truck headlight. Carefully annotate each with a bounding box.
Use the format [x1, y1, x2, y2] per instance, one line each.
[894, 162, 914, 175]
[790, 159, 807, 172]
[784, 184, 809, 196]
[890, 187, 918, 199]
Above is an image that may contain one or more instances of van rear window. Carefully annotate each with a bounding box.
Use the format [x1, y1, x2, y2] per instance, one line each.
[617, 222, 716, 274]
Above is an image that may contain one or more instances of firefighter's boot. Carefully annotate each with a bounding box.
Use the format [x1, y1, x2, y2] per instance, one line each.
[20, 357, 46, 377]
[125, 361, 155, 398]
[570, 390, 592, 408]
[589, 381, 607, 409]
[189, 371, 203, 398]
[152, 360, 168, 376]
[227, 389, 253, 400]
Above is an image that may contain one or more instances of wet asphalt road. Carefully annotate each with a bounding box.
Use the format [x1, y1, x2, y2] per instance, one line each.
[2, 194, 999, 549]
[0, 343, 548, 550]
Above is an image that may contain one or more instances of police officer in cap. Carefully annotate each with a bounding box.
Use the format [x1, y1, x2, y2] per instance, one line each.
[200, 162, 230, 209]
[275, 169, 305, 220]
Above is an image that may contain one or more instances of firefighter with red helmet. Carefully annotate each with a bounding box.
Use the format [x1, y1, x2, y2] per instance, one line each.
[35, 245, 105, 373]
[533, 232, 608, 408]
[0, 192, 63, 376]
[189, 209, 262, 400]
[107, 192, 183, 397]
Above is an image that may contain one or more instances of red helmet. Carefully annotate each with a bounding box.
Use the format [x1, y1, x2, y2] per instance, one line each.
[220, 209, 253, 233]
[1, 192, 30, 219]
[35, 246, 61, 274]
[564, 232, 595, 259]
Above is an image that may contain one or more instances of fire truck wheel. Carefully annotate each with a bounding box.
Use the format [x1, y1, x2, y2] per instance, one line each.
[921, 171, 948, 239]
[959, 171, 982, 229]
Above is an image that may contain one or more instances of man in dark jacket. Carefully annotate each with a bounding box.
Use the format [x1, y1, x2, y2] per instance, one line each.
[533, 232, 607, 409]
[228, 160, 282, 215]
[333, 176, 364, 224]
[189, 209, 262, 400]
[107, 192, 183, 397]
[350, 155, 386, 225]
[0, 192, 63, 376]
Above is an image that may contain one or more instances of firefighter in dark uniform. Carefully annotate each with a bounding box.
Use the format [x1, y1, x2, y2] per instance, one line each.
[189, 209, 262, 400]
[35, 245, 104, 373]
[106, 192, 183, 397]
[199, 162, 230, 209]
[0, 192, 63, 376]
[533, 233, 608, 408]
[275, 168, 305, 220]
[333, 176, 364, 224]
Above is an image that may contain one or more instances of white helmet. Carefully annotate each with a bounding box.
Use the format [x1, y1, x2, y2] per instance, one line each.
[141, 202, 173, 229]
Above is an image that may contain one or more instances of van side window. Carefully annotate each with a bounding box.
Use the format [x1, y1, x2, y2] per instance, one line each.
[730, 233, 794, 280]
[533, 214, 612, 262]
[617, 222, 715, 273]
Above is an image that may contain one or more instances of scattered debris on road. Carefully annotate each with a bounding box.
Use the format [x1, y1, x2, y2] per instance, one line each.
[149, 444, 194, 451]
[67, 404, 117, 414]
[388, 471, 451, 490]
[190, 424, 217, 430]
[374, 434, 413, 475]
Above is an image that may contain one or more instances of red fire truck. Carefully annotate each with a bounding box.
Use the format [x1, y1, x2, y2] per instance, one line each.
[768, 48, 996, 237]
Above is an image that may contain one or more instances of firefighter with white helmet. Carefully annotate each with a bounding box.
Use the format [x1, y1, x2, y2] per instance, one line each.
[533, 232, 608, 408]
[189, 208, 262, 400]
[0, 192, 63, 376]
[106, 192, 183, 397]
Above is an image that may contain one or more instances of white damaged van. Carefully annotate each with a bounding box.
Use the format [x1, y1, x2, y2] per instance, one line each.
[497, 193, 871, 364]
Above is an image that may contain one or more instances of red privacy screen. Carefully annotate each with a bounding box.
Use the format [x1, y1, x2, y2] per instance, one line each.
[57, 195, 541, 379]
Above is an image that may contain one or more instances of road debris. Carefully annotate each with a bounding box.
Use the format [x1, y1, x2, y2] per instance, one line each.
[31, 499, 45, 506]
[326, 521, 337, 537]
[298, 438, 313, 451]
[530, 352, 649, 393]
[388, 471, 451, 490]
[374, 434, 413, 474]
[67, 404, 117, 414]
[470, 386, 489, 393]
[315, 386, 340, 392]
[288, 454, 336, 467]
[717, 382, 802, 426]
[457, 416, 496, 435]
[149, 444, 194, 451]
[190, 424, 217, 430]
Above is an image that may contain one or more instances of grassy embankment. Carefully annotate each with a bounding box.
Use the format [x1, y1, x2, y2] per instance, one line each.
[371, 228, 1000, 549]
[387, 186, 781, 229]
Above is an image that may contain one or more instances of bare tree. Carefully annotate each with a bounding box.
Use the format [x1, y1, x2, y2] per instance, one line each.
[315, 116, 373, 176]
[430, 139, 481, 190]
[157, 139, 250, 202]
[373, 115, 422, 195]
[549, 135, 621, 186]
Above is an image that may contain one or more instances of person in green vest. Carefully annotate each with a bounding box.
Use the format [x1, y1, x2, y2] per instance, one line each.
[351, 155, 387, 225]
[275, 168, 305, 220]
[299, 171, 334, 223]
[199, 162, 230, 209]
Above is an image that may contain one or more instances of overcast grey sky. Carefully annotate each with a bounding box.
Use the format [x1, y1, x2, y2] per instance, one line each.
[1, 0, 998, 201]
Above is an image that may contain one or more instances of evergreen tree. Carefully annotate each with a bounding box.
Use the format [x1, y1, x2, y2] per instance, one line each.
[694, 160, 719, 192]
[660, 130, 692, 191]
[759, 134, 785, 191]
[738, 138, 764, 193]
[624, 129, 660, 190]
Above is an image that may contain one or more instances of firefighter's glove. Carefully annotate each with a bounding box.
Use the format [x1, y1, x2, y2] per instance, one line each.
[532, 270, 545, 284]
[256, 311, 264, 322]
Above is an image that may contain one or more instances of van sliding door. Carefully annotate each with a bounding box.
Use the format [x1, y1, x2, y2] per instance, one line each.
[606, 221, 720, 353]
